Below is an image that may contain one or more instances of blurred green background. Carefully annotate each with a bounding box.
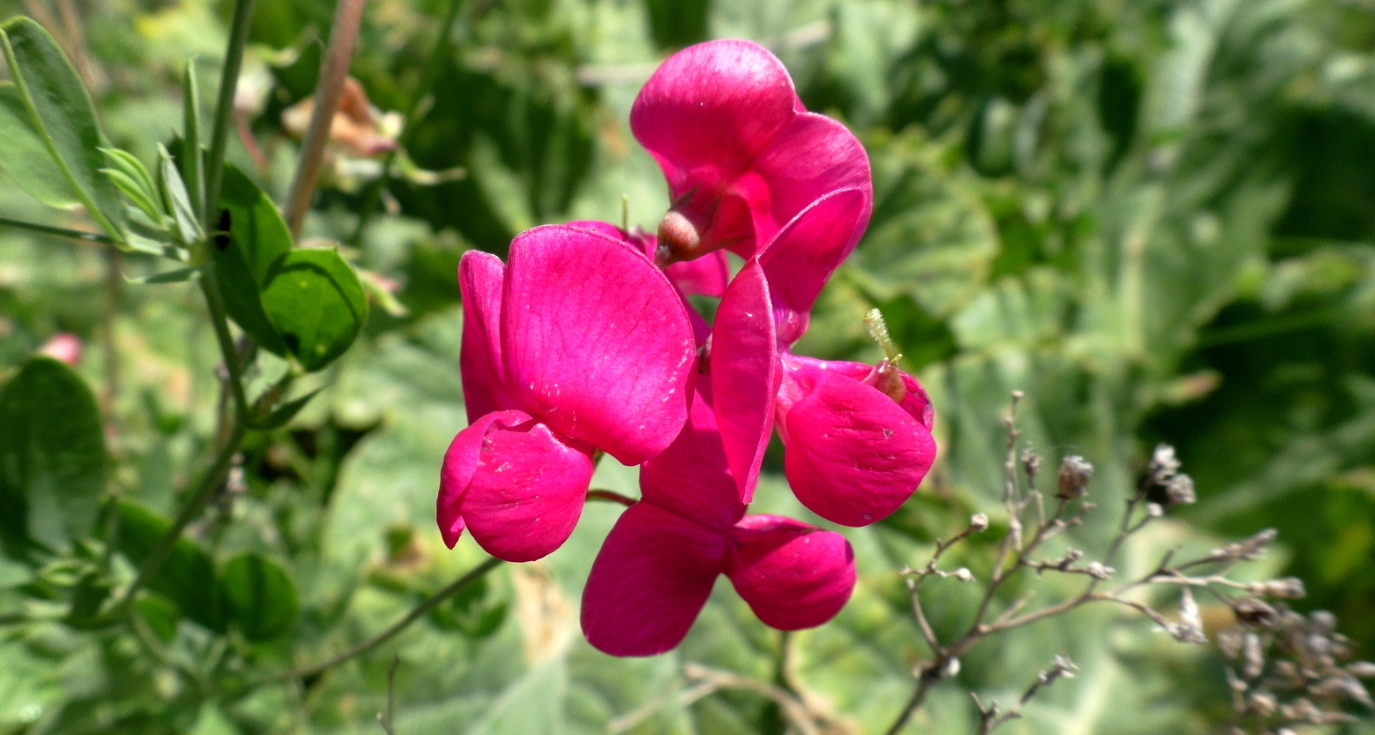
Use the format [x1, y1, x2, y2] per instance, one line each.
[1, 0, 1374, 732]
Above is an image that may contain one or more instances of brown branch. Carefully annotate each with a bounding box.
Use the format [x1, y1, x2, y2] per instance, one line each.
[283, 0, 367, 238]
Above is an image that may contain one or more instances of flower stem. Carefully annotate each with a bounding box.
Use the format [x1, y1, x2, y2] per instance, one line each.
[283, 0, 368, 238]
[586, 489, 637, 507]
[273, 557, 504, 682]
[202, 0, 256, 229]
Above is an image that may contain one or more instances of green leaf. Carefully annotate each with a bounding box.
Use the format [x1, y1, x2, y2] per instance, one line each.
[124, 265, 205, 285]
[134, 594, 180, 642]
[0, 83, 79, 209]
[157, 144, 201, 244]
[181, 60, 204, 219]
[248, 387, 323, 430]
[115, 500, 228, 632]
[261, 248, 369, 371]
[428, 576, 507, 638]
[0, 17, 123, 238]
[0, 357, 107, 560]
[211, 163, 293, 355]
[100, 167, 163, 223]
[220, 553, 298, 641]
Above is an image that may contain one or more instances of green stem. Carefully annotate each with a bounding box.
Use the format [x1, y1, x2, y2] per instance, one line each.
[118, 419, 247, 610]
[272, 557, 503, 682]
[0, 215, 116, 244]
[349, 0, 467, 245]
[202, 0, 257, 230]
[199, 270, 250, 419]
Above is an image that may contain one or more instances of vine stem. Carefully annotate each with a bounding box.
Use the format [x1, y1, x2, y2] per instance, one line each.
[202, 0, 256, 228]
[117, 0, 258, 611]
[270, 557, 504, 682]
[117, 418, 246, 610]
[283, 0, 367, 238]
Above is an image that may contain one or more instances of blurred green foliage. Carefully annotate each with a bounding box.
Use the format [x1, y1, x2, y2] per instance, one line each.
[1, 0, 1374, 733]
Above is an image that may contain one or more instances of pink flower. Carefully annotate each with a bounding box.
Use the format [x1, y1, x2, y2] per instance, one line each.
[632, 40, 872, 265]
[565, 220, 729, 299]
[37, 333, 82, 366]
[711, 189, 937, 526]
[581, 383, 856, 657]
[438, 224, 697, 562]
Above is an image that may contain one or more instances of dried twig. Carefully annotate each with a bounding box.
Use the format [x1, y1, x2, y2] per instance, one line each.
[883, 393, 1318, 735]
[283, 0, 367, 237]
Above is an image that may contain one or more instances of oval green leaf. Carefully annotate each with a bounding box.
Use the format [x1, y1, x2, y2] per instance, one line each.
[0, 357, 107, 561]
[261, 248, 369, 371]
[211, 163, 292, 355]
[0, 17, 123, 238]
[115, 500, 228, 632]
[220, 553, 299, 641]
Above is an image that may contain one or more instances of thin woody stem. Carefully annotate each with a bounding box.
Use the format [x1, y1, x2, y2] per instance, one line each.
[271, 557, 503, 682]
[284, 0, 368, 238]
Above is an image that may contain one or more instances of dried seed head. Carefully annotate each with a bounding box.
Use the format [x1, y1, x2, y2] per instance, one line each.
[953, 567, 975, 582]
[1232, 598, 1280, 629]
[1253, 577, 1307, 600]
[1244, 632, 1265, 679]
[1057, 455, 1093, 499]
[1148, 444, 1181, 484]
[1086, 562, 1114, 580]
[1170, 588, 1208, 644]
[969, 513, 990, 532]
[1021, 447, 1041, 480]
[1146, 502, 1164, 518]
[1347, 661, 1375, 679]
[1248, 691, 1277, 717]
[1166, 473, 1196, 505]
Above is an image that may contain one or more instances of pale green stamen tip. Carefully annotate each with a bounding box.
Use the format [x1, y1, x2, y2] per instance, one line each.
[620, 194, 630, 232]
[864, 308, 902, 362]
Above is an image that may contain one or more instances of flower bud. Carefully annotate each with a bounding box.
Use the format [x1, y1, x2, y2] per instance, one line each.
[969, 513, 989, 532]
[953, 567, 974, 582]
[656, 209, 705, 266]
[1056, 455, 1093, 499]
[862, 359, 908, 404]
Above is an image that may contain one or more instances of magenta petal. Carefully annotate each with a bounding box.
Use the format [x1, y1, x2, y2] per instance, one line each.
[751, 116, 871, 250]
[777, 357, 936, 526]
[456, 411, 594, 562]
[458, 251, 515, 421]
[710, 261, 780, 503]
[781, 356, 935, 429]
[581, 502, 725, 656]
[631, 40, 796, 196]
[757, 189, 870, 346]
[725, 515, 855, 630]
[501, 224, 696, 465]
[665, 250, 729, 298]
[437, 413, 511, 548]
[640, 383, 745, 531]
